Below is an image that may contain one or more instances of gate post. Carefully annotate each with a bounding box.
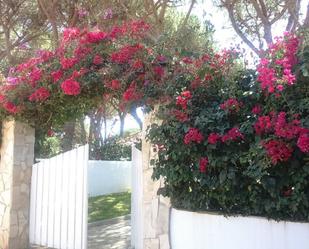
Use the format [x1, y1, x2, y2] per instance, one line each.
[142, 112, 171, 249]
[0, 120, 35, 249]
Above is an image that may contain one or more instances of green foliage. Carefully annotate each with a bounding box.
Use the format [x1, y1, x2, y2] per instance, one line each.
[35, 130, 61, 159]
[89, 136, 133, 161]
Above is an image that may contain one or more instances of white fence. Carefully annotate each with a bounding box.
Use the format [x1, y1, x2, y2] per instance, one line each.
[29, 145, 89, 249]
[131, 146, 143, 249]
[88, 160, 132, 196]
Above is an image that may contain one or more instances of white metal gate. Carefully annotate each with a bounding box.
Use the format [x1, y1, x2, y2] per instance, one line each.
[29, 145, 89, 249]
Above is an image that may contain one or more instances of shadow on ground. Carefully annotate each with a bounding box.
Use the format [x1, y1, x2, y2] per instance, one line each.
[88, 215, 131, 249]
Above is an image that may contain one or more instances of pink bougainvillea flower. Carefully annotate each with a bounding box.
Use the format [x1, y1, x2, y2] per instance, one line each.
[132, 59, 144, 70]
[3, 101, 18, 114]
[252, 105, 262, 115]
[0, 94, 6, 104]
[111, 44, 144, 64]
[51, 70, 63, 82]
[297, 134, 309, 153]
[184, 128, 204, 144]
[123, 82, 142, 102]
[220, 98, 242, 112]
[60, 57, 78, 70]
[153, 66, 165, 78]
[208, 133, 221, 144]
[262, 140, 293, 165]
[254, 115, 273, 135]
[199, 157, 208, 173]
[62, 28, 80, 43]
[221, 127, 244, 142]
[85, 31, 108, 43]
[182, 57, 193, 64]
[7, 77, 19, 85]
[28, 87, 50, 102]
[172, 109, 189, 122]
[61, 79, 81, 95]
[93, 55, 103, 65]
[176, 90, 192, 110]
[47, 129, 54, 137]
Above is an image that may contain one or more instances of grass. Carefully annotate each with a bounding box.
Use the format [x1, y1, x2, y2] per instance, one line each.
[88, 191, 131, 223]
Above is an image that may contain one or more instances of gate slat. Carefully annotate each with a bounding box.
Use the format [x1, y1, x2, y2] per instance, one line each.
[29, 163, 38, 244]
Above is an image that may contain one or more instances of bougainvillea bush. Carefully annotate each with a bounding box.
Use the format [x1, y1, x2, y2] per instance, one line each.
[0, 21, 160, 129]
[0, 20, 308, 221]
[148, 34, 309, 221]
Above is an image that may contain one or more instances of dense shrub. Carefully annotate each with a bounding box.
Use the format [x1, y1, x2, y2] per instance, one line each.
[89, 135, 140, 161]
[148, 34, 309, 221]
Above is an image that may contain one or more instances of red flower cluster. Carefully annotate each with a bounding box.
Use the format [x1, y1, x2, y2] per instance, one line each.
[61, 57, 78, 70]
[123, 82, 142, 102]
[221, 127, 244, 142]
[257, 33, 299, 93]
[176, 91, 192, 110]
[172, 109, 189, 122]
[199, 157, 208, 173]
[252, 105, 262, 115]
[262, 140, 293, 165]
[3, 102, 18, 114]
[208, 132, 221, 144]
[184, 128, 204, 145]
[29, 67, 42, 86]
[61, 79, 81, 95]
[220, 98, 242, 112]
[111, 44, 144, 64]
[51, 70, 63, 82]
[28, 87, 50, 102]
[93, 55, 103, 65]
[153, 66, 165, 79]
[254, 112, 308, 140]
[62, 28, 80, 43]
[84, 31, 108, 43]
[254, 115, 273, 135]
[297, 134, 309, 153]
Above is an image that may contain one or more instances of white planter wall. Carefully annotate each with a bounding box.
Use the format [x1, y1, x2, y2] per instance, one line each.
[171, 208, 309, 249]
[88, 160, 132, 196]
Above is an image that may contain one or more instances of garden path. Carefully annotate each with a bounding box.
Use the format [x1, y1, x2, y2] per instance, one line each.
[88, 215, 131, 249]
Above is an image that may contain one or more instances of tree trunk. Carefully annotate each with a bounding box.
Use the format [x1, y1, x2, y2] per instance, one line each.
[130, 106, 143, 130]
[61, 121, 76, 152]
[119, 112, 126, 137]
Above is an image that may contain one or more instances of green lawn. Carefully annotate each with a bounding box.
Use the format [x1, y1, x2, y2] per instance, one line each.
[88, 192, 131, 223]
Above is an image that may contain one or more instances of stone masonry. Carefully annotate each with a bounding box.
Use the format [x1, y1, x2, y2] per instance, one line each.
[0, 120, 35, 249]
[142, 112, 171, 249]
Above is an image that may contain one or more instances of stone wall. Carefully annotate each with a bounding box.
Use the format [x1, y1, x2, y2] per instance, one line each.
[0, 120, 35, 249]
[142, 113, 171, 249]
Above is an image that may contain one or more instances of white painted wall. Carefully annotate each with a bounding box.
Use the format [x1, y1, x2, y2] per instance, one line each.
[88, 160, 132, 196]
[171, 208, 309, 249]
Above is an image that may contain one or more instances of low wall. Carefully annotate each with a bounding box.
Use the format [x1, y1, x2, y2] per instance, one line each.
[170, 208, 309, 249]
[88, 160, 132, 196]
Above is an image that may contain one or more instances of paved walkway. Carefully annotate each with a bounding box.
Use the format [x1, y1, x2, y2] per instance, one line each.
[88, 215, 131, 249]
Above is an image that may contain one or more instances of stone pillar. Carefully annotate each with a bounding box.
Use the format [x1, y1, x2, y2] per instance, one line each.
[0, 120, 35, 249]
[142, 113, 171, 249]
